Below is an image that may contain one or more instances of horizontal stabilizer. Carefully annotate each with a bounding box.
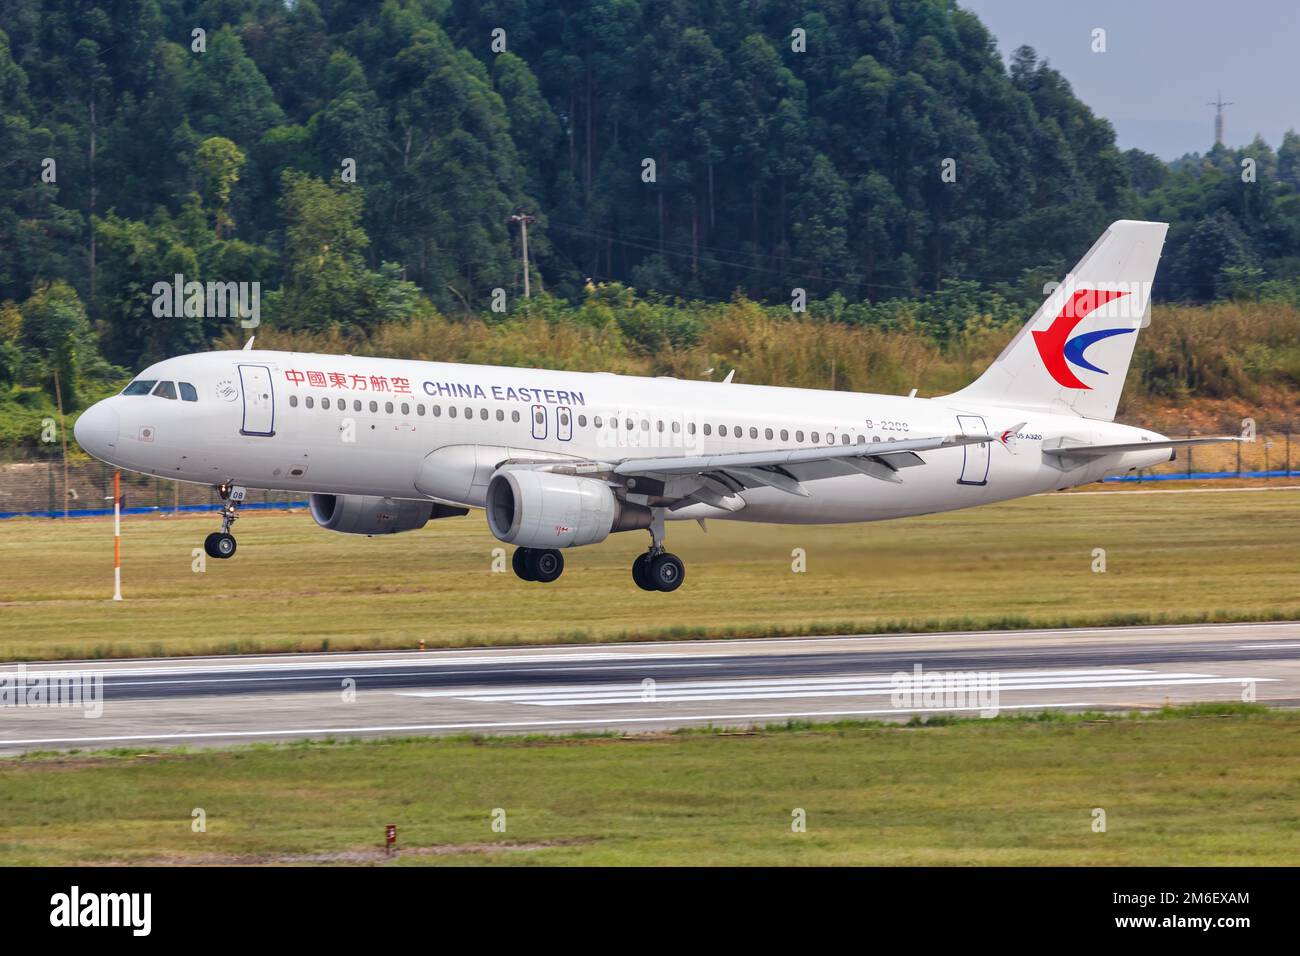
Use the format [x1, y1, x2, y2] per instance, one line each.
[1043, 436, 1243, 458]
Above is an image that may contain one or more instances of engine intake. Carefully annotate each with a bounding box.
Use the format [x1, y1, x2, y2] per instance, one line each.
[485, 470, 651, 548]
[310, 493, 467, 535]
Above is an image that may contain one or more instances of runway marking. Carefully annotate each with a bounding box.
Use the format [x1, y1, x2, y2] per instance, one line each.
[0, 651, 710, 680]
[0, 701, 1113, 747]
[398, 669, 1272, 707]
[49, 661, 731, 691]
[10, 621, 1296, 674]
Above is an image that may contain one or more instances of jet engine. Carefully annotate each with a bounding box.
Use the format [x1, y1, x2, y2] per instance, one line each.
[485, 469, 651, 549]
[309, 493, 467, 535]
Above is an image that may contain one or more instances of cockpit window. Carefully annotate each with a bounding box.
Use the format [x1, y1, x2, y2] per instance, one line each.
[179, 382, 198, 402]
[152, 381, 177, 400]
[122, 379, 157, 396]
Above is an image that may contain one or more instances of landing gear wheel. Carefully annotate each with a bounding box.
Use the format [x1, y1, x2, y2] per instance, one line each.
[527, 548, 564, 583]
[512, 547, 535, 581]
[204, 531, 237, 559]
[648, 552, 685, 592]
[631, 554, 656, 591]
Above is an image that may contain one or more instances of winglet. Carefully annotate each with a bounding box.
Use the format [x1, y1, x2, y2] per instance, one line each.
[243, 336, 256, 351]
[997, 422, 1027, 452]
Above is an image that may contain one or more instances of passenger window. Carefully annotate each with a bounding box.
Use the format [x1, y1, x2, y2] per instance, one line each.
[464, 407, 472, 418]
[562, 411, 571, 427]
[796, 430, 805, 442]
[842, 434, 850, 444]
[578, 415, 587, 427]
[290, 395, 299, 408]
[179, 382, 198, 402]
[401, 403, 410, 415]
[305, 396, 314, 409]
[687, 423, 696, 435]
[433, 405, 441, 417]
[497, 409, 505, 421]
[594, 415, 603, 428]
[655, 420, 662, 432]
[480, 408, 489, 420]
[765, 428, 773, 440]
[369, 400, 378, 413]
[511, 410, 520, 423]
[811, 432, 819, 443]
[857, 435, 866, 444]
[704, 424, 711, 436]
[417, 404, 425, 416]
[122, 379, 157, 396]
[385, 401, 394, 413]
[449, 407, 457, 418]
[535, 410, 544, 425]
[719, 425, 728, 437]
[780, 429, 789, 442]
[322, 397, 331, 410]
[152, 381, 177, 400]
[671, 421, 680, 433]
[749, 427, 758, 439]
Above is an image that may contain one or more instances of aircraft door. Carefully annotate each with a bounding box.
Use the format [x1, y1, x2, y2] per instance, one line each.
[530, 403, 547, 440]
[238, 364, 275, 437]
[956, 414, 989, 486]
[557, 405, 573, 441]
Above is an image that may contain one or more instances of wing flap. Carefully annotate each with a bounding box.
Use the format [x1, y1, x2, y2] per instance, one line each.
[612, 433, 987, 478]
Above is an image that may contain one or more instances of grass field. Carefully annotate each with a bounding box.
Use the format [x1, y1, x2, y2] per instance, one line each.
[1, 487, 1299, 660]
[0, 706, 1296, 865]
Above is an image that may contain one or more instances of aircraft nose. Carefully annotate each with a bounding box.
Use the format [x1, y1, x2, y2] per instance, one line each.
[74, 400, 120, 461]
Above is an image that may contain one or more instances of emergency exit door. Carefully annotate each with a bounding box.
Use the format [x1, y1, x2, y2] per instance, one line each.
[956, 414, 989, 486]
[239, 364, 275, 437]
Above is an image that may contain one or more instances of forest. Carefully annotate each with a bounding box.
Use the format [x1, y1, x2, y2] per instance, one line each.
[2, 0, 1299, 442]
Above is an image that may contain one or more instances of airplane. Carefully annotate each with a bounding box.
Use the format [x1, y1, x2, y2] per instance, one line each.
[74, 220, 1240, 591]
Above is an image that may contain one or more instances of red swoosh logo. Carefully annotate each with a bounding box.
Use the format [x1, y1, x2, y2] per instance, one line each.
[1032, 289, 1129, 389]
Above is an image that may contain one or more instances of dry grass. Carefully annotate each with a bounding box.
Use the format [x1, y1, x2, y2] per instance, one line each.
[1, 487, 1298, 660]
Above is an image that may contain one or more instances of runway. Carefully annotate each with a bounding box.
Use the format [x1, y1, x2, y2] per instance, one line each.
[1, 621, 1298, 754]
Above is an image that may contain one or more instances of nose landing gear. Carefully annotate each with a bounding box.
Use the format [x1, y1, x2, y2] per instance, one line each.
[203, 483, 244, 560]
[632, 510, 685, 592]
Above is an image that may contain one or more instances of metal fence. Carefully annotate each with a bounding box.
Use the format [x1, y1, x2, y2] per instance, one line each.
[0, 449, 305, 518]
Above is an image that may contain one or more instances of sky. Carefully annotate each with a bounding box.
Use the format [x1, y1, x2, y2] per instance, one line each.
[960, 0, 1299, 159]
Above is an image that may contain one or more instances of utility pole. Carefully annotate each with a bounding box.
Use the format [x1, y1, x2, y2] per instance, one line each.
[509, 212, 537, 298]
[1208, 91, 1232, 146]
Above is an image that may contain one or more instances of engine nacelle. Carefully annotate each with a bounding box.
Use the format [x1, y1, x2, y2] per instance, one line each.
[309, 493, 467, 535]
[485, 469, 651, 549]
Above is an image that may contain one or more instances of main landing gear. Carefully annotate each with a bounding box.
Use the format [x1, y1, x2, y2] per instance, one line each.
[512, 547, 565, 583]
[203, 482, 244, 560]
[632, 510, 685, 592]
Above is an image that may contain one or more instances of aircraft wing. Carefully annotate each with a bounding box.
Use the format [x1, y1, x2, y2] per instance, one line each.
[605, 433, 991, 511]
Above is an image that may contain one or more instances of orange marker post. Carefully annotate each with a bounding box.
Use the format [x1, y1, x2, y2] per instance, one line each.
[113, 469, 123, 601]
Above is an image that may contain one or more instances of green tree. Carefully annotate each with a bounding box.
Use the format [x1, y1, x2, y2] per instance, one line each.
[194, 136, 246, 238]
[277, 171, 418, 332]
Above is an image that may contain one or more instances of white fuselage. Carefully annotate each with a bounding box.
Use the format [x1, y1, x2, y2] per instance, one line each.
[74, 349, 1170, 526]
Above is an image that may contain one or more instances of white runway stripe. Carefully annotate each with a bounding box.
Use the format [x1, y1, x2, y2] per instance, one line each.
[0, 701, 1113, 748]
[398, 670, 1273, 707]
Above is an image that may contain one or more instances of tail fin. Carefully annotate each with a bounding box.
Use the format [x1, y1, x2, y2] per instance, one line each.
[944, 220, 1169, 421]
